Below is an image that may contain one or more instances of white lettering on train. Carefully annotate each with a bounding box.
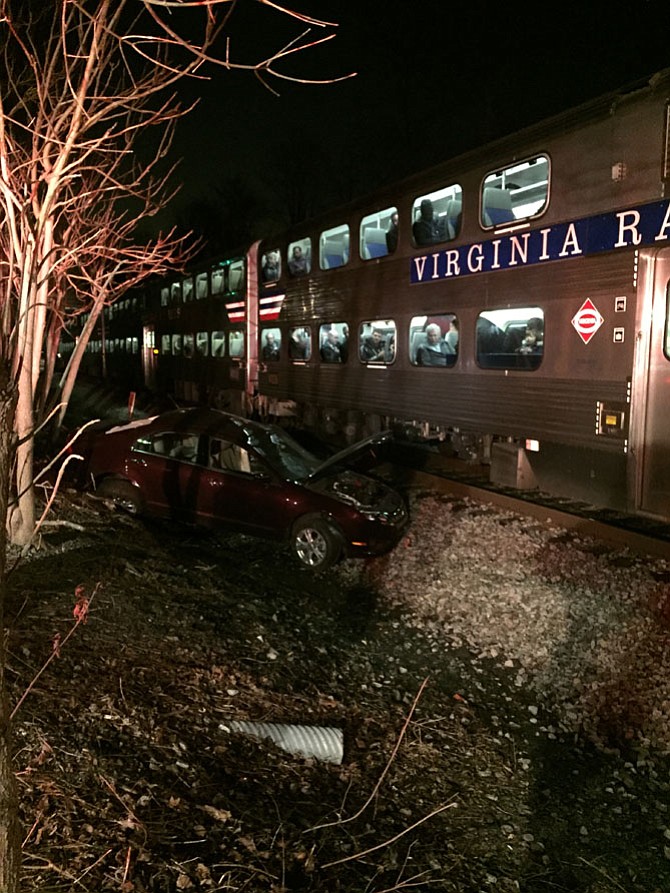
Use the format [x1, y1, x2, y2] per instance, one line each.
[467, 244, 484, 273]
[558, 223, 582, 257]
[508, 232, 530, 266]
[654, 203, 670, 242]
[445, 250, 461, 277]
[615, 210, 642, 247]
[538, 228, 551, 260]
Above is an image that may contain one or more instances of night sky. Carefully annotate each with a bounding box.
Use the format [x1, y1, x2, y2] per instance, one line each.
[155, 0, 670, 244]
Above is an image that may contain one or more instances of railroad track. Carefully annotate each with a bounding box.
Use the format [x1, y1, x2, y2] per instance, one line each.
[384, 444, 670, 561]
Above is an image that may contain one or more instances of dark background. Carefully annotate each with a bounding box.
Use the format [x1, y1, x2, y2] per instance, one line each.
[147, 0, 670, 251]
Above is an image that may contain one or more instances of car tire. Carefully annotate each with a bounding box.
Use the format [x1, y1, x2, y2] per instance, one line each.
[291, 515, 342, 571]
[96, 478, 143, 515]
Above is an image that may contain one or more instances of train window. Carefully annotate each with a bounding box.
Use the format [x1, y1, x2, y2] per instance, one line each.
[287, 238, 311, 276]
[319, 224, 350, 270]
[359, 320, 397, 364]
[171, 334, 183, 356]
[481, 155, 549, 228]
[228, 260, 245, 293]
[229, 329, 245, 358]
[261, 327, 281, 361]
[360, 207, 398, 259]
[409, 314, 458, 367]
[211, 331, 226, 357]
[262, 250, 281, 283]
[160, 286, 169, 307]
[412, 184, 462, 247]
[476, 307, 544, 370]
[319, 322, 349, 363]
[196, 332, 209, 356]
[211, 266, 225, 296]
[182, 277, 194, 302]
[131, 337, 139, 354]
[196, 272, 209, 299]
[161, 335, 170, 354]
[289, 326, 312, 361]
[183, 334, 194, 359]
[170, 281, 181, 303]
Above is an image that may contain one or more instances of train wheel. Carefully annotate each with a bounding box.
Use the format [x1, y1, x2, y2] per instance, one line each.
[291, 516, 342, 571]
[96, 479, 143, 515]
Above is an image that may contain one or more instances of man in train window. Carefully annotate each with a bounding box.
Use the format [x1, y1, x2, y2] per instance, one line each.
[416, 323, 453, 366]
[262, 331, 280, 361]
[412, 199, 442, 247]
[360, 328, 387, 363]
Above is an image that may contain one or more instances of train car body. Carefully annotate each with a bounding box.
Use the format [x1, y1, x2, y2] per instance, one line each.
[97, 68, 670, 522]
[250, 69, 670, 519]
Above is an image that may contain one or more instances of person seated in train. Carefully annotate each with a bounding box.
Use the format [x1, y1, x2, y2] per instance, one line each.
[476, 317, 505, 354]
[360, 328, 387, 362]
[386, 211, 399, 253]
[262, 251, 280, 282]
[320, 329, 342, 363]
[412, 199, 442, 247]
[339, 324, 349, 362]
[261, 331, 280, 361]
[288, 245, 308, 276]
[446, 318, 459, 353]
[289, 329, 310, 360]
[416, 323, 453, 366]
[385, 334, 396, 362]
[518, 317, 544, 354]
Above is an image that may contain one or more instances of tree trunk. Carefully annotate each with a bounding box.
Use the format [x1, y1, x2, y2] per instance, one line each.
[0, 367, 22, 893]
[9, 364, 35, 548]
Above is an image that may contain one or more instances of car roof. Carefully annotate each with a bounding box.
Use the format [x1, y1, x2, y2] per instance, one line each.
[105, 408, 271, 441]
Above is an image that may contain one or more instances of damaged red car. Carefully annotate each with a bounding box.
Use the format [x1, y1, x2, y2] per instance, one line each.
[71, 408, 408, 571]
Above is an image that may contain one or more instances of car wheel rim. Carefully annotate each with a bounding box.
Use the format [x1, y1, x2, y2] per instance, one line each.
[295, 527, 328, 567]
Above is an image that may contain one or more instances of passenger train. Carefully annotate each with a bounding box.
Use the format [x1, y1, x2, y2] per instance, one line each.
[67, 67, 670, 523]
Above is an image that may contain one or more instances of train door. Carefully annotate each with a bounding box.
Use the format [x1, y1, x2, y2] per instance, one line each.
[631, 248, 670, 519]
[142, 325, 157, 390]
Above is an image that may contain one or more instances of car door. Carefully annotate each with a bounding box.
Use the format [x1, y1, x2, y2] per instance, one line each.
[126, 430, 206, 522]
[196, 435, 294, 536]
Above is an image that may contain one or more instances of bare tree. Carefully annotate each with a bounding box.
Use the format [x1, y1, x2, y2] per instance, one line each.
[0, 1, 348, 887]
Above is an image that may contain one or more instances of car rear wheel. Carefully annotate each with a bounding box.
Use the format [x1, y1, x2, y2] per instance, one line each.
[291, 516, 342, 571]
[96, 478, 143, 515]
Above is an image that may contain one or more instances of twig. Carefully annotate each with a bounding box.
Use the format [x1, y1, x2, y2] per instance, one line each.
[306, 677, 430, 833]
[10, 582, 101, 720]
[577, 857, 630, 893]
[321, 799, 458, 869]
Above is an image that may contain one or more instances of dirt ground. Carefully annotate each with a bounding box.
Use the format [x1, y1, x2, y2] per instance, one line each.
[5, 482, 670, 893]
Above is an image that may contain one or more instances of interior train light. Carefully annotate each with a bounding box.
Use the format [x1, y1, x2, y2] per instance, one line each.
[525, 439, 540, 452]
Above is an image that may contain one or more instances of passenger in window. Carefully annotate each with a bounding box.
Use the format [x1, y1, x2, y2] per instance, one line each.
[417, 323, 453, 366]
[446, 318, 459, 353]
[385, 333, 396, 363]
[386, 212, 399, 253]
[412, 199, 442, 246]
[320, 330, 342, 363]
[262, 332, 280, 361]
[477, 317, 504, 354]
[262, 251, 280, 282]
[518, 318, 544, 354]
[288, 245, 308, 276]
[289, 329, 310, 360]
[340, 324, 349, 363]
[360, 328, 387, 363]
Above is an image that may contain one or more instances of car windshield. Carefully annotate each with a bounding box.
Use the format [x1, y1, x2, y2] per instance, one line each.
[245, 427, 321, 481]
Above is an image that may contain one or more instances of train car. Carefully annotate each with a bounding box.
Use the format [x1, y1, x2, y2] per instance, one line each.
[249, 68, 670, 520]
[99, 67, 670, 523]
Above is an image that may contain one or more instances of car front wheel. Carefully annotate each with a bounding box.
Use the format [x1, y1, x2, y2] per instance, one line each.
[96, 478, 143, 515]
[291, 516, 342, 571]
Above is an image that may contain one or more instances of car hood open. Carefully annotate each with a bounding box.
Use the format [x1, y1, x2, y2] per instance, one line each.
[306, 431, 393, 482]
